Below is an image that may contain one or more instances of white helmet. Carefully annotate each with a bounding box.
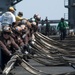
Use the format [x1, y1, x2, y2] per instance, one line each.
[20, 25, 26, 30]
[32, 22, 36, 26]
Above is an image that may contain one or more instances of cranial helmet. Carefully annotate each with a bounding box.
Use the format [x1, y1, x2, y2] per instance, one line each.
[32, 22, 36, 26]
[9, 6, 15, 11]
[18, 12, 23, 16]
[15, 26, 22, 32]
[3, 26, 11, 33]
[20, 25, 26, 30]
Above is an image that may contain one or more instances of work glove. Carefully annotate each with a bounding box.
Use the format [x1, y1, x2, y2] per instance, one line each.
[9, 53, 13, 57]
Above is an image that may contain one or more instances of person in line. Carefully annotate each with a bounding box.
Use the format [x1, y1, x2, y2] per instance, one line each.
[33, 14, 41, 32]
[0, 26, 20, 71]
[12, 26, 29, 62]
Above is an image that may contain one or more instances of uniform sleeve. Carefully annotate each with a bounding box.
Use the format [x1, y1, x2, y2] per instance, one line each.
[11, 13, 16, 23]
[17, 37, 24, 46]
[64, 22, 69, 29]
[10, 37, 19, 50]
[57, 22, 60, 30]
[0, 16, 2, 22]
[65, 22, 68, 27]
[0, 41, 11, 56]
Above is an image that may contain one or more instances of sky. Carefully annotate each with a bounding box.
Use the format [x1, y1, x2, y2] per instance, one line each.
[16, 0, 68, 20]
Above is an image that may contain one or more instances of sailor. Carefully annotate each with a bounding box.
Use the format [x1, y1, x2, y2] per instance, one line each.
[57, 18, 69, 40]
[0, 6, 16, 27]
[0, 26, 19, 71]
[16, 12, 23, 22]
